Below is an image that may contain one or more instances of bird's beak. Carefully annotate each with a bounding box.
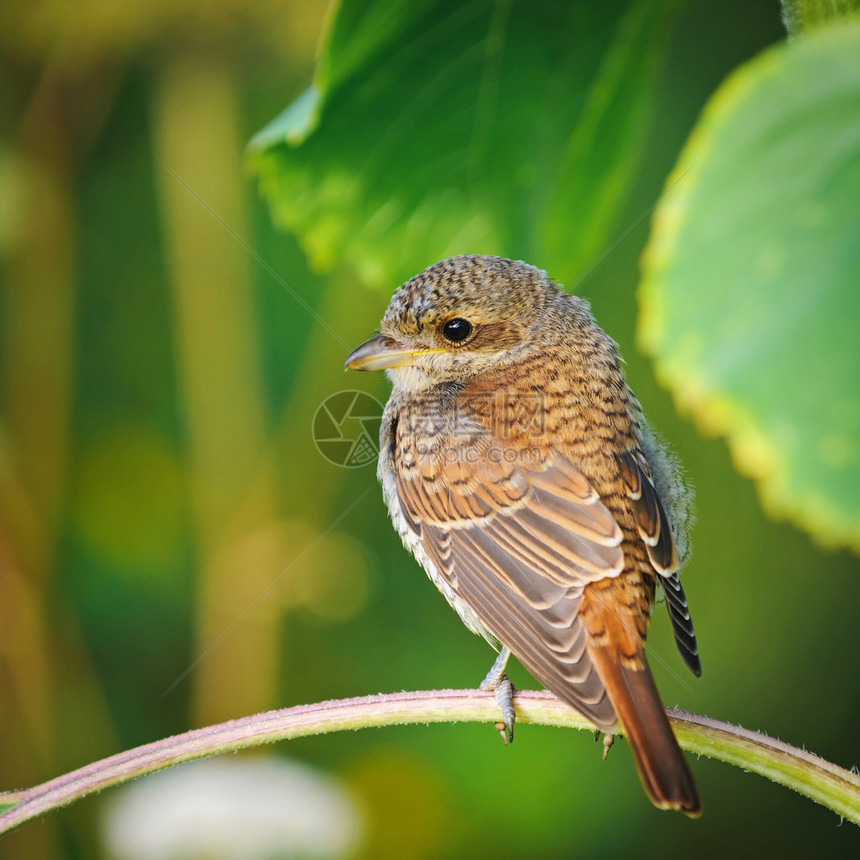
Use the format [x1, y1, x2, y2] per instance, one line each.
[344, 334, 444, 372]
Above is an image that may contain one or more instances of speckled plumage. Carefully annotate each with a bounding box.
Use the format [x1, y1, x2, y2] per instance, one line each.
[345, 255, 701, 815]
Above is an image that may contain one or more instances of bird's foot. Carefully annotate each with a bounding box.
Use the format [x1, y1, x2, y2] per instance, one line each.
[602, 732, 615, 760]
[479, 647, 515, 744]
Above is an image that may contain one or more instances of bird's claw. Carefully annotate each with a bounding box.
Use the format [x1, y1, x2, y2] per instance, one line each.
[491, 675, 515, 744]
[480, 646, 515, 744]
[602, 732, 615, 760]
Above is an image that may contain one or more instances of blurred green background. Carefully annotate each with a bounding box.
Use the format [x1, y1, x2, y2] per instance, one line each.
[2, 0, 860, 857]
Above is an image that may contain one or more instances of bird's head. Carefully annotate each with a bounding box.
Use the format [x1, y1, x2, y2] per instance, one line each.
[344, 255, 563, 392]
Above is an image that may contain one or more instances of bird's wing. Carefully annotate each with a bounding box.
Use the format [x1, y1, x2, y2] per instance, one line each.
[395, 450, 624, 729]
[661, 573, 702, 677]
[615, 448, 678, 575]
[616, 448, 701, 677]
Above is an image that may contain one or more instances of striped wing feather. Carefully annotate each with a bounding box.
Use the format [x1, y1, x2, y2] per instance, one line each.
[616, 449, 701, 677]
[396, 454, 626, 729]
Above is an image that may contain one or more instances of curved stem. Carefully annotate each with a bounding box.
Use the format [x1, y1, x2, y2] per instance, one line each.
[1, 689, 858, 833]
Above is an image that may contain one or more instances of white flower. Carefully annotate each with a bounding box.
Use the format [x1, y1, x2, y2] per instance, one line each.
[102, 756, 363, 860]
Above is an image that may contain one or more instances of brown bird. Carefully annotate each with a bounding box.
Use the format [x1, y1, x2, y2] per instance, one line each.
[344, 255, 702, 815]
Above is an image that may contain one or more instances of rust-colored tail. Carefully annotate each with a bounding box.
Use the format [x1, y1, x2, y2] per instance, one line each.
[588, 645, 701, 817]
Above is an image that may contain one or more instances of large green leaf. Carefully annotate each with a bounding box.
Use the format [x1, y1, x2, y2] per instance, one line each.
[249, 0, 679, 289]
[639, 20, 860, 552]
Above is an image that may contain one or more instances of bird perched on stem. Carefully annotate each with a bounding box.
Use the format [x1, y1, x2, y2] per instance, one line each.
[345, 255, 702, 815]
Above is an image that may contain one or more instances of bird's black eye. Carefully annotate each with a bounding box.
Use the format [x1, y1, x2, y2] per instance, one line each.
[441, 317, 473, 343]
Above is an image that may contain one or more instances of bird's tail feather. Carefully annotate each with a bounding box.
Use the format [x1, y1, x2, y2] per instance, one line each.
[588, 645, 701, 817]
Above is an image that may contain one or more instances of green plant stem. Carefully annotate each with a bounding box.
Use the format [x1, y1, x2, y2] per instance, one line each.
[1, 689, 858, 833]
